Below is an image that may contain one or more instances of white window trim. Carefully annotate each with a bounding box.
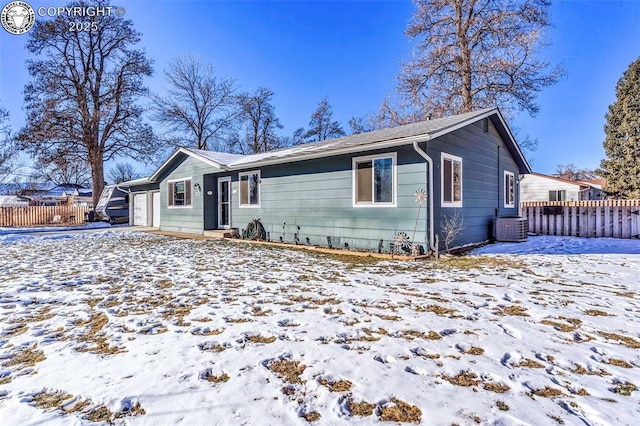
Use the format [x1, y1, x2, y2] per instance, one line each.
[441, 153, 463, 208]
[352, 152, 397, 208]
[238, 170, 261, 208]
[504, 171, 515, 208]
[167, 177, 193, 209]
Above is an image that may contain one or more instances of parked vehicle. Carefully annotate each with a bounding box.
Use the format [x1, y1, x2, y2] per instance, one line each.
[90, 185, 129, 224]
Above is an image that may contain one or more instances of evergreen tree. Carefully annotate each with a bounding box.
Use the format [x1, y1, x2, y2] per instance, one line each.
[302, 98, 345, 142]
[600, 58, 640, 199]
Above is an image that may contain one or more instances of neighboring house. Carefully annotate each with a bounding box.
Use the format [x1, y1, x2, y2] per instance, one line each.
[0, 195, 29, 207]
[520, 173, 605, 202]
[129, 108, 531, 252]
[61, 187, 93, 206]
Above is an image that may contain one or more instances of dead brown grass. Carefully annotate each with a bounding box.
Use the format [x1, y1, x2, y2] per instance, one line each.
[571, 364, 611, 376]
[4, 344, 46, 368]
[598, 332, 640, 349]
[202, 371, 230, 383]
[517, 359, 545, 369]
[483, 382, 510, 393]
[540, 319, 578, 333]
[268, 360, 307, 384]
[461, 347, 485, 356]
[604, 358, 633, 368]
[115, 401, 146, 418]
[495, 305, 529, 317]
[3, 323, 28, 337]
[191, 328, 224, 336]
[496, 401, 509, 411]
[442, 371, 481, 387]
[375, 313, 401, 321]
[251, 308, 273, 317]
[401, 329, 441, 341]
[32, 390, 72, 409]
[247, 335, 277, 344]
[585, 309, 614, 317]
[85, 405, 114, 423]
[612, 381, 637, 396]
[319, 378, 352, 392]
[425, 305, 457, 316]
[347, 399, 376, 416]
[532, 387, 564, 398]
[379, 398, 422, 423]
[303, 412, 322, 422]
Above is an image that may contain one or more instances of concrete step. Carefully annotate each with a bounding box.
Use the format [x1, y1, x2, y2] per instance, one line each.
[203, 228, 239, 239]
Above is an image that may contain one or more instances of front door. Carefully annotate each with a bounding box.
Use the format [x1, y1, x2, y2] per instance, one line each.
[217, 177, 231, 229]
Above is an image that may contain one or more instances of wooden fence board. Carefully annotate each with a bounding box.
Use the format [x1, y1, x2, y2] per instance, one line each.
[521, 201, 640, 240]
[0, 206, 91, 227]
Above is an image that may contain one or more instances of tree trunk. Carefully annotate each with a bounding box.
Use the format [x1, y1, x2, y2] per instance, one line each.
[90, 153, 105, 209]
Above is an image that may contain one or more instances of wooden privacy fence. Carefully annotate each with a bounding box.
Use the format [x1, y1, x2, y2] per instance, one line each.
[0, 206, 91, 227]
[522, 200, 640, 239]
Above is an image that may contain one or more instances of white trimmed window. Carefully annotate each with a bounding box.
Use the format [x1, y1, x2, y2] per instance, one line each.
[168, 178, 192, 207]
[549, 190, 566, 202]
[504, 171, 515, 208]
[352, 153, 396, 207]
[441, 153, 462, 207]
[239, 171, 260, 207]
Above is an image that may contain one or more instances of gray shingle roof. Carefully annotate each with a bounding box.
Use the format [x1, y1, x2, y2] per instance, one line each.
[149, 107, 530, 180]
[227, 108, 497, 167]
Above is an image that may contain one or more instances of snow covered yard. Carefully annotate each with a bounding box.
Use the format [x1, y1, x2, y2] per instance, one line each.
[1, 231, 639, 425]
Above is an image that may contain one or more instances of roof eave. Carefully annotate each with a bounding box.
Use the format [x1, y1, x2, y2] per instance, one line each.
[149, 147, 229, 182]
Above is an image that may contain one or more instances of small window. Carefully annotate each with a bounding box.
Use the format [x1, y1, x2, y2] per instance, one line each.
[353, 153, 396, 206]
[483, 118, 489, 133]
[504, 171, 515, 208]
[549, 190, 566, 202]
[239, 171, 260, 207]
[441, 153, 462, 207]
[168, 179, 192, 207]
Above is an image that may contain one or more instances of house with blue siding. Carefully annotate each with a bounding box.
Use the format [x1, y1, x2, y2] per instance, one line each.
[130, 108, 531, 253]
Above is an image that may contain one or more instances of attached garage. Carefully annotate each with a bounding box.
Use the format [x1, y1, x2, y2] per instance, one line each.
[120, 177, 161, 228]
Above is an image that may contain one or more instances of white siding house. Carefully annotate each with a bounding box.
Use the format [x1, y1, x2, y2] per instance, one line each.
[520, 173, 605, 202]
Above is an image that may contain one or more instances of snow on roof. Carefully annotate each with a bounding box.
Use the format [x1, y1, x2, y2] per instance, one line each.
[185, 149, 246, 165]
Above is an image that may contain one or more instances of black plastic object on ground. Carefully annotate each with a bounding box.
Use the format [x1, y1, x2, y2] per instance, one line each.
[244, 218, 267, 240]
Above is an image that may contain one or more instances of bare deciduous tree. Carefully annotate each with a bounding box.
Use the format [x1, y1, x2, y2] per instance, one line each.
[555, 164, 599, 181]
[35, 154, 91, 187]
[399, 0, 564, 119]
[440, 211, 464, 253]
[233, 87, 284, 154]
[300, 98, 345, 143]
[17, 0, 155, 207]
[108, 162, 138, 184]
[153, 55, 238, 151]
[0, 103, 17, 186]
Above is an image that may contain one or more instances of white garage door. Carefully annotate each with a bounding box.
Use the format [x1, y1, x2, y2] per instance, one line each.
[152, 192, 160, 227]
[133, 193, 148, 226]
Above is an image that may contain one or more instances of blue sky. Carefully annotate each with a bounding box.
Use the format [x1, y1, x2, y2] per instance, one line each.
[1, 0, 639, 177]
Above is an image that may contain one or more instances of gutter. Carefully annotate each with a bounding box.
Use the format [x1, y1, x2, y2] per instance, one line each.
[412, 141, 436, 252]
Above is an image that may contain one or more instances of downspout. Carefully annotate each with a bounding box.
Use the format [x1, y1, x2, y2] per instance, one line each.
[412, 141, 436, 252]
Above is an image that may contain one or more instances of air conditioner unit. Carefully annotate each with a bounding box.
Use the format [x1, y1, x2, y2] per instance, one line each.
[495, 216, 528, 242]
